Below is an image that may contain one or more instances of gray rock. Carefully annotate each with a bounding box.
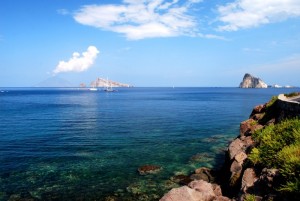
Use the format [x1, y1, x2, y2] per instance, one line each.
[239, 73, 268, 88]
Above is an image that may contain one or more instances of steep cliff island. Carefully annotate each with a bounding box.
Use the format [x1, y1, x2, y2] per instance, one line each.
[160, 93, 300, 201]
[239, 73, 268, 88]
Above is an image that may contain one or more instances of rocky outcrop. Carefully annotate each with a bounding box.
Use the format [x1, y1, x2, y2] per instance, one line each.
[160, 94, 300, 201]
[239, 73, 268, 88]
[90, 78, 132, 88]
[160, 180, 230, 201]
[219, 94, 300, 200]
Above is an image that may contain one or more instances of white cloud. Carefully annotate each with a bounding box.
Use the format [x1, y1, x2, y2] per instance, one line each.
[217, 0, 300, 31]
[53, 46, 99, 74]
[73, 0, 202, 40]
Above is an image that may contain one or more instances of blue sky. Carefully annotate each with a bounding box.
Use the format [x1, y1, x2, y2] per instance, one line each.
[1, 0, 300, 87]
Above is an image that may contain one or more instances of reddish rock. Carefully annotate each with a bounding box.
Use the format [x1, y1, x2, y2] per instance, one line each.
[240, 136, 254, 149]
[212, 184, 223, 196]
[235, 152, 247, 164]
[188, 180, 215, 199]
[138, 165, 162, 175]
[252, 113, 264, 121]
[250, 104, 265, 117]
[228, 138, 244, 160]
[159, 186, 208, 201]
[240, 119, 262, 136]
[214, 196, 232, 201]
[160, 180, 231, 201]
[241, 168, 258, 193]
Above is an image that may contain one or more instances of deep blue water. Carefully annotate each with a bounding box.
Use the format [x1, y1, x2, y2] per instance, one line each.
[0, 87, 298, 200]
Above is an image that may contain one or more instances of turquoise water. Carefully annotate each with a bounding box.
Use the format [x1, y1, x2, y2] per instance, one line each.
[0, 87, 298, 200]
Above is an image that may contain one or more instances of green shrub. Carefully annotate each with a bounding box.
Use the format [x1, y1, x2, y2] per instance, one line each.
[244, 194, 256, 201]
[248, 147, 260, 165]
[265, 96, 278, 109]
[249, 118, 300, 195]
[277, 143, 300, 179]
[279, 178, 300, 193]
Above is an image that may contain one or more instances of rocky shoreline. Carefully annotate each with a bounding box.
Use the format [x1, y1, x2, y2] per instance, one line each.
[159, 93, 300, 201]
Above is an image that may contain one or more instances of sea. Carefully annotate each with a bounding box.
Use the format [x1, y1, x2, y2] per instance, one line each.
[0, 87, 298, 201]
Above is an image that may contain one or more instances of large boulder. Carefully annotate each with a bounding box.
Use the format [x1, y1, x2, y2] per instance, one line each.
[160, 180, 230, 201]
[228, 138, 244, 160]
[160, 186, 210, 201]
[188, 180, 216, 199]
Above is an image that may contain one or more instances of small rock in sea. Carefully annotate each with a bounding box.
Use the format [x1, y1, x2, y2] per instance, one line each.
[170, 174, 193, 185]
[137, 165, 162, 175]
[189, 153, 211, 162]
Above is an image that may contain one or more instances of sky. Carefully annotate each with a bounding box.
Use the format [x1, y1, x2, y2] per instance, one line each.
[1, 0, 300, 87]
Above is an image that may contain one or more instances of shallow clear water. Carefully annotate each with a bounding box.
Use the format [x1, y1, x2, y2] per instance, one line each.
[0, 87, 298, 200]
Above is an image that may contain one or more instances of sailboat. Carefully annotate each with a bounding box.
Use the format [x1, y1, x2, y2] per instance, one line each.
[104, 78, 116, 92]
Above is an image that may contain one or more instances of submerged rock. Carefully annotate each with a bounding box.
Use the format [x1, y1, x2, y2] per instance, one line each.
[138, 165, 162, 175]
[170, 174, 192, 185]
[189, 153, 211, 163]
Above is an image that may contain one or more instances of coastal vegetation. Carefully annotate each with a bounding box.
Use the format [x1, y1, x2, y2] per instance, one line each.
[249, 118, 300, 195]
[214, 92, 300, 201]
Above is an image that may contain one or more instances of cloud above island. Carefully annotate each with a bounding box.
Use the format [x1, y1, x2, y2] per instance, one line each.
[73, 0, 203, 40]
[53, 46, 99, 74]
[217, 0, 300, 31]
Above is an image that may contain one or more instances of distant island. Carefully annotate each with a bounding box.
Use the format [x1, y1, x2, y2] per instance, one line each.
[239, 73, 268, 88]
[89, 78, 132, 88]
[239, 73, 296, 88]
[35, 76, 132, 88]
